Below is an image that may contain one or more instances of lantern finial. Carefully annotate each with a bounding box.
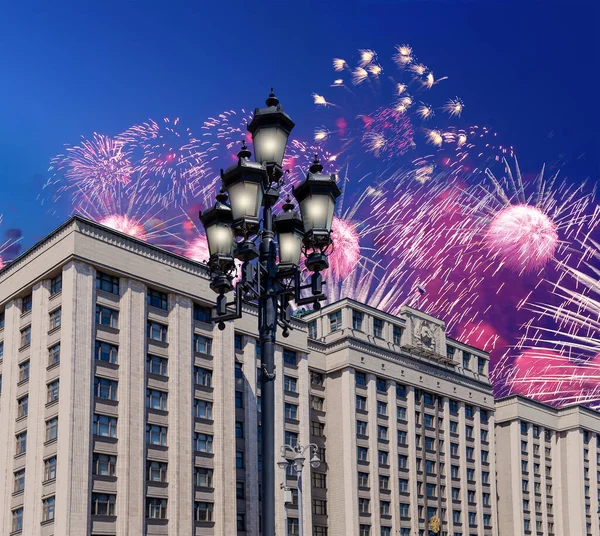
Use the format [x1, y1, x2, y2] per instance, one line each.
[266, 88, 279, 107]
[310, 154, 323, 174]
[238, 139, 252, 160]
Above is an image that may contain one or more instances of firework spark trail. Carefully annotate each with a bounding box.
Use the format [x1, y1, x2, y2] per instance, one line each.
[0, 215, 23, 270]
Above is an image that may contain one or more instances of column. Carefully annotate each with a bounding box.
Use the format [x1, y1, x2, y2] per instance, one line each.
[54, 260, 95, 536]
[167, 294, 193, 535]
[366, 373, 380, 535]
[406, 386, 419, 533]
[488, 412, 499, 536]
[298, 351, 313, 534]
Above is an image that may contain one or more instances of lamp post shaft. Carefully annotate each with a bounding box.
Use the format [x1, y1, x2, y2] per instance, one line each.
[260, 203, 278, 536]
[297, 468, 304, 536]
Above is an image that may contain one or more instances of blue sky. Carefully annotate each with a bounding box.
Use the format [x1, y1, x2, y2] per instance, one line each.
[0, 0, 597, 249]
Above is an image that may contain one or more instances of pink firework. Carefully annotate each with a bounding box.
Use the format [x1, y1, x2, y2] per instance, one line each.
[484, 204, 558, 273]
[185, 235, 210, 263]
[329, 216, 361, 279]
[99, 215, 147, 240]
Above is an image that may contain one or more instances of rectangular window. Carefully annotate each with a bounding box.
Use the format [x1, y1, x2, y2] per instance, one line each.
[467, 468, 475, 482]
[146, 354, 168, 376]
[284, 375, 297, 392]
[424, 414, 434, 427]
[378, 425, 388, 440]
[17, 395, 28, 418]
[94, 377, 118, 400]
[41, 496, 55, 522]
[146, 389, 168, 411]
[373, 317, 383, 337]
[285, 431, 298, 448]
[285, 403, 298, 420]
[393, 325, 403, 345]
[356, 420, 368, 436]
[0, 310, 4, 329]
[193, 334, 211, 354]
[358, 472, 369, 487]
[398, 430, 407, 445]
[22, 294, 33, 313]
[96, 305, 119, 328]
[146, 497, 167, 519]
[426, 460, 436, 474]
[462, 352, 471, 369]
[426, 483, 437, 497]
[377, 400, 387, 416]
[480, 409, 489, 424]
[148, 321, 167, 342]
[355, 371, 367, 386]
[14, 469, 25, 492]
[45, 418, 58, 442]
[194, 366, 212, 387]
[482, 471, 490, 484]
[308, 320, 317, 338]
[423, 392, 435, 405]
[194, 433, 213, 453]
[194, 501, 214, 522]
[234, 362, 243, 379]
[50, 274, 62, 295]
[465, 405, 474, 418]
[446, 345, 456, 361]
[311, 371, 324, 386]
[194, 399, 213, 420]
[452, 487, 460, 500]
[235, 390, 244, 408]
[352, 310, 363, 331]
[466, 446, 475, 461]
[236, 421, 244, 438]
[283, 349, 297, 365]
[313, 499, 327, 516]
[311, 396, 324, 411]
[397, 406, 406, 420]
[95, 341, 118, 363]
[329, 310, 342, 332]
[0, 341, 3, 360]
[96, 272, 119, 294]
[12, 508, 23, 532]
[47, 380, 59, 403]
[288, 518, 300, 535]
[451, 465, 459, 479]
[93, 454, 116, 476]
[236, 451, 244, 468]
[449, 399, 458, 413]
[193, 467, 213, 488]
[91, 493, 116, 516]
[399, 478, 409, 492]
[146, 424, 168, 446]
[398, 455, 408, 469]
[236, 481, 245, 498]
[478, 357, 486, 374]
[193, 304, 211, 322]
[49, 308, 61, 330]
[20, 326, 31, 347]
[357, 447, 368, 461]
[399, 503, 410, 517]
[44, 456, 57, 480]
[312, 472, 327, 488]
[378, 450, 389, 465]
[48, 343, 60, 366]
[356, 395, 367, 411]
[376, 377, 387, 392]
[147, 288, 168, 310]
[358, 498, 370, 514]
[147, 461, 168, 482]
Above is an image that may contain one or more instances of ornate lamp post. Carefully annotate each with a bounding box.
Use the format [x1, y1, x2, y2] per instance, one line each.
[199, 90, 340, 536]
[278, 443, 322, 536]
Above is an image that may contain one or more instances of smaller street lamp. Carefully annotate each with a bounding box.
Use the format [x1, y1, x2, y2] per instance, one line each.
[273, 197, 305, 274]
[278, 443, 321, 536]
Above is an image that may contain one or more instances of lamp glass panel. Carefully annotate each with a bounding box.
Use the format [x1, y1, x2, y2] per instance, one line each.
[206, 224, 233, 257]
[228, 181, 262, 220]
[278, 232, 303, 266]
[300, 194, 334, 233]
[253, 126, 288, 165]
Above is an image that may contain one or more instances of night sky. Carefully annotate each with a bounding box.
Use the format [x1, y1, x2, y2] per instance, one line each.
[1, 0, 597, 247]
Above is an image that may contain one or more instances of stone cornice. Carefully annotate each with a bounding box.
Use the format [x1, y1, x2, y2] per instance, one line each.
[310, 334, 493, 393]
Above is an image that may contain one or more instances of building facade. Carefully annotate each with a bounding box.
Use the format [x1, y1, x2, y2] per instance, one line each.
[0, 216, 596, 536]
[495, 395, 600, 536]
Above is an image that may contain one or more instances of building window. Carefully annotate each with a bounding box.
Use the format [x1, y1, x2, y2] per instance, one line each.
[481, 450, 489, 463]
[378, 425, 388, 440]
[425, 460, 436, 474]
[480, 410, 489, 424]
[376, 377, 387, 392]
[477, 357, 486, 374]
[146, 389, 168, 411]
[235, 390, 244, 408]
[93, 414, 117, 438]
[12, 508, 23, 532]
[14, 469, 25, 493]
[146, 424, 168, 446]
[17, 360, 30, 382]
[446, 345, 456, 361]
[237, 513, 246, 531]
[22, 294, 33, 313]
[466, 447, 475, 461]
[147, 288, 168, 310]
[308, 320, 317, 338]
[146, 498, 167, 519]
[451, 465, 459, 478]
[356, 395, 367, 411]
[356, 420, 368, 436]
[93, 454, 116, 476]
[450, 443, 459, 456]
[378, 450, 389, 465]
[451, 487, 460, 500]
[483, 492, 490, 506]
[194, 433, 213, 453]
[398, 454, 408, 469]
[94, 377, 118, 400]
[49, 308, 61, 330]
[235, 421, 244, 439]
[399, 503, 410, 517]
[47, 380, 59, 403]
[194, 366, 212, 387]
[20, 326, 31, 348]
[426, 483, 437, 498]
[235, 481, 245, 499]
[449, 399, 458, 413]
[312, 472, 327, 488]
[468, 490, 476, 503]
[313, 499, 327, 515]
[91, 493, 116, 516]
[288, 518, 300, 535]
[194, 399, 213, 420]
[193, 334, 211, 354]
[311, 396, 325, 411]
[44, 456, 57, 480]
[283, 349, 297, 366]
[50, 274, 62, 296]
[148, 321, 168, 342]
[397, 406, 407, 420]
[523, 519, 530, 532]
[42, 496, 55, 522]
[48, 343, 60, 366]
[396, 383, 406, 398]
[45, 417, 58, 442]
[284, 403, 298, 421]
[95, 341, 117, 363]
[393, 325, 403, 345]
[462, 352, 471, 369]
[96, 305, 118, 328]
[236, 451, 245, 468]
[194, 501, 213, 522]
[193, 304, 211, 322]
[355, 371, 367, 386]
[521, 440, 528, 453]
[359, 498, 370, 514]
[424, 414, 434, 427]
[521, 421, 528, 434]
[0, 310, 4, 329]
[285, 431, 298, 448]
[96, 272, 119, 294]
[352, 310, 363, 331]
[0, 341, 3, 360]
[357, 447, 368, 462]
[329, 310, 342, 332]
[314, 527, 328, 536]
[482, 471, 490, 484]
[373, 317, 383, 338]
[284, 375, 297, 392]
[467, 468, 475, 482]
[464, 404, 474, 418]
[358, 472, 369, 487]
[142, 354, 167, 377]
[398, 430, 407, 445]
[379, 475, 390, 490]
[17, 395, 28, 418]
[195, 467, 213, 487]
[377, 400, 387, 416]
[311, 371, 325, 386]
[234, 361, 243, 379]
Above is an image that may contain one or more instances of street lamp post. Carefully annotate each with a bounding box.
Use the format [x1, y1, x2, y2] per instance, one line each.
[278, 443, 322, 536]
[199, 90, 341, 536]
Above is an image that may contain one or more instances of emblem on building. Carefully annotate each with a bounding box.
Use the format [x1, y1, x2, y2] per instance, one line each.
[428, 515, 441, 533]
